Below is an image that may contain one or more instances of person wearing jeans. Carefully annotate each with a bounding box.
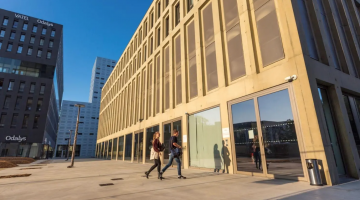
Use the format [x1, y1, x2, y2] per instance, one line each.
[145, 132, 162, 179]
[160, 129, 186, 179]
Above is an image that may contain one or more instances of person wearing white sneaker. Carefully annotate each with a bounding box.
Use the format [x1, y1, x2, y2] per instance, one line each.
[160, 129, 186, 179]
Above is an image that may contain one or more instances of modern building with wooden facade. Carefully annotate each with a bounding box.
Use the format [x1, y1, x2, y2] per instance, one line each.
[96, 0, 360, 185]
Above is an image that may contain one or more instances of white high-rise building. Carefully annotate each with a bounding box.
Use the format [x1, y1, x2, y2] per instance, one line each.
[55, 57, 116, 157]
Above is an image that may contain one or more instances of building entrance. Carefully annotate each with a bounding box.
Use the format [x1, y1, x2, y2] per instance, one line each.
[229, 87, 305, 179]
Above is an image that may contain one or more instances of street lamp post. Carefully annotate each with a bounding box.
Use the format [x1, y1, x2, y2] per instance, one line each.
[65, 130, 73, 161]
[68, 104, 85, 168]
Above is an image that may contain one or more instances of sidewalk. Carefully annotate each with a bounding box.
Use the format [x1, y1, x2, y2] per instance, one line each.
[0, 158, 359, 200]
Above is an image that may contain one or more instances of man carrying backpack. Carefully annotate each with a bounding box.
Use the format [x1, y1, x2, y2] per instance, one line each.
[160, 129, 186, 179]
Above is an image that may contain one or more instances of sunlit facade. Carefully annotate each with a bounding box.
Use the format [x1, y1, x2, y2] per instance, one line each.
[96, 0, 360, 185]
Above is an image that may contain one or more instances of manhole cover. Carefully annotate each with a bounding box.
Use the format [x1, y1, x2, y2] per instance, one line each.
[0, 174, 31, 179]
[99, 183, 114, 186]
[111, 178, 123, 181]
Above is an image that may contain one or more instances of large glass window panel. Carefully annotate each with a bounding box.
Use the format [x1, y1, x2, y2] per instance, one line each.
[203, 3, 215, 46]
[175, 35, 182, 105]
[187, 21, 198, 99]
[125, 134, 133, 160]
[134, 132, 144, 162]
[189, 107, 223, 170]
[108, 140, 112, 159]
[118, 136, 124, 160]
[205, 43, 218, 91]
[163, 123, 172, 162]
[317, 88, 345, 175]
[156, 56, 160, 114]
[231, 99, 261, 173]
[258, 89, 304, 177]
[112, 138, 117, 160]
[226, 24, 246, 81]
[146, 125, 159, 163]
[164, 46, 170, 109]
[255, 0, 284, 67]
[148, 64, 153, 117]
[343, 95, 360, 160]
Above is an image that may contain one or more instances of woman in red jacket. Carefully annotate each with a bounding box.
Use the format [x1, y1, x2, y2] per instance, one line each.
[145, 131, 162, 179]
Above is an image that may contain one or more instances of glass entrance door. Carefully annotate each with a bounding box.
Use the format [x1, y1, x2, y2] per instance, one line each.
[163, 119, 182, 166]
[230, 88, 305, 178]
[317, 88, 346, 175]
[134, 132, 144, 163]
[343, 95, 360, 160]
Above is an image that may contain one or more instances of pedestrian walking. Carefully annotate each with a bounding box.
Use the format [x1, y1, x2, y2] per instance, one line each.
[160, 129, 186, 179]
[145, 132, 163, 179]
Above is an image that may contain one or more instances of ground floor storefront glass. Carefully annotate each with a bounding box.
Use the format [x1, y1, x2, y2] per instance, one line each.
[189, 107, 224, 171]
[134, 132, 143, 162]
[112, 138, 117, 160]
[0, 142, 42, 158]
[124, 133, 133, 161]
[163, 120, 182, 165]
[107, 140, 112, 160]
[55, 145, 80, 158]
[118, 136, 124, 160]
[146, 126, 159, 163]
[230, 89, 304, 178]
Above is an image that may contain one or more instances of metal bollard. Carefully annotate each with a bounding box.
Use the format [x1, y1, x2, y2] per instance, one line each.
[306, 159, 323, 186]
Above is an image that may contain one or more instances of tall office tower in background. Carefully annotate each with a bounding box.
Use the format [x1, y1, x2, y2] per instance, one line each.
[55, 57, 115, 158]
[0, 8, 63, 158]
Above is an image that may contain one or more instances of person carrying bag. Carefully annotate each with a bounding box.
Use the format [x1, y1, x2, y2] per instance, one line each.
[145, 132, 163, 180]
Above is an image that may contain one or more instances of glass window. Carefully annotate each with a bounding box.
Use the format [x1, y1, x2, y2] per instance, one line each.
[3, 96, 11, 109]
[343, 95, 360, 161]
[36, 98, 43, 111]
[29, 82, 35, 94]
[164, 46, 170, 109]
[231, 99, 260, 172]
[157, 27, 161, 46]
[32, 25, 37, 33]
[19, 82, 25, 92]
[255, 0, 284, 67]
[26, 97, 33, 111]
[0, 113, 6, 127]
[22, 114, 29, 128]
[188, 0, 193, 12]
[0, 29, 5, 37]
[124, 133, 133, 160]
[51, 30, 55, 37]
[40, 84, 45, 94]
[0, 41, 2, 49]
[165, 17, 169, 37]
[155, 56, 160, 114]
[157, 1, 161, 18]
[258, 89, 303, 177]
[8, 80, 14, 91]
[13, 20, 18, 28]
[37, 49, 42, 57]
[0, 79, 3, 90]
[27, 47, 33, 55]
[40, 38, 44, 46]
[10, 31, 15, 40]
[17, 45, 22, 54]
[175, 3, 180, 26]
[150, 12, 154, 28]
[187, 21, 198, 99]
[20, 34, 25, 42]
[145, 126, 159, 163]
[189, 107, 223, 169]
[47, 51, 51, 59]
[49, 40, 54, 48]
[23, 23, 28, 30]
[10, 114, 18, 128]
[2, 18, 8, 26]
[112, 138, 118, 160]
[202, 3, 218, 91]
[42, 28, 47, 35]
[15, 96, 22, 110]
[30, 36, 35, 44]
[318, 88, 346, 175]
[175, 35, 182, 105]
[223, 0, 246, 81]
[33, 115, 39, 128]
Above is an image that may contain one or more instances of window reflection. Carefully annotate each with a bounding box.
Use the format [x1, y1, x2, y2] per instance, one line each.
[146, 125, 159, 163]
[124, 133, 133, 160]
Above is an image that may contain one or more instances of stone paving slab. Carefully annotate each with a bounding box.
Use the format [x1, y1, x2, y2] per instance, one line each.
[0, 159, 359, 200]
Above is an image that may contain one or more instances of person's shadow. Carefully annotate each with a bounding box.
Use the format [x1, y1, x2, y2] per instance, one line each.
[214, 144, 221, 172]
[222, 141, 231, 174]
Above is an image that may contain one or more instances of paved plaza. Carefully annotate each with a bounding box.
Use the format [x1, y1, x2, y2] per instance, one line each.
[0, 159, 359, 200]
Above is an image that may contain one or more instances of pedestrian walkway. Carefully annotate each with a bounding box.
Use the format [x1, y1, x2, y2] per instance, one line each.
[0, 159, 359, 200]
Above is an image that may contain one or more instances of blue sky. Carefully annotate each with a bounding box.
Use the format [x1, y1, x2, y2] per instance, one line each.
[0, 0, 151, 102]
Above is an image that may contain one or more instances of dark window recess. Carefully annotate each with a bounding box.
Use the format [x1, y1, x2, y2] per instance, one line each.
[91, 117, 96, 119]
[90, 133, 94, 135]
[80, 116, 84, 118]
[175, 3, 180, 26]
[0, 113, 6, 127]
[33, 115, 39, 128]
[70, 105, 74, 107]
[78, 133, 83, 135]
[10, 114, 18, 128]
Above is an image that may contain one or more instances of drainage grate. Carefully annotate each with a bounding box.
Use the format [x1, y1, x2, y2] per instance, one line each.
[99, 183, 114, 186]
[20, 167, 42, 170]
[0, 174, 31, 179]
[111, 178, 123, 181]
